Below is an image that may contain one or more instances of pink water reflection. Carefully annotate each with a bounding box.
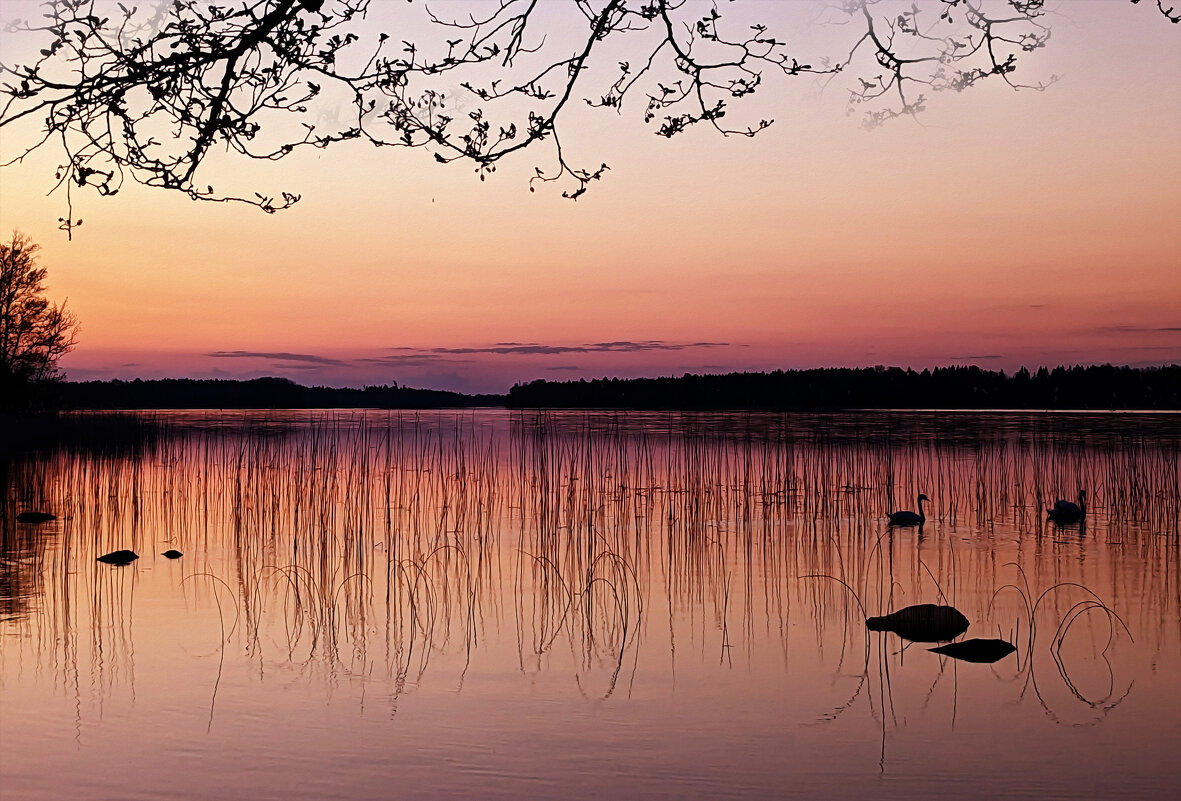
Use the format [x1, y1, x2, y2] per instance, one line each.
[2, 411, 1178, 800]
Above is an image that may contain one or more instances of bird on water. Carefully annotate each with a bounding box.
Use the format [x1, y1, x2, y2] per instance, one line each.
[888, 494, 929, 527]
[1047, 490, 1086, 523]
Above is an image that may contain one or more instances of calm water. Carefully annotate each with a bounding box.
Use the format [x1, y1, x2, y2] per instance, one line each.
[2, 410, 1179, 800]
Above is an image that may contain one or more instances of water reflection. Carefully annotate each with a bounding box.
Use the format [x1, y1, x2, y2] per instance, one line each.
[2, 410, 1178, 799]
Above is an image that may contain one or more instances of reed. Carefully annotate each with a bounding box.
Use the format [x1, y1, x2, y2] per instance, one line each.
[2, 408, 1176, 716]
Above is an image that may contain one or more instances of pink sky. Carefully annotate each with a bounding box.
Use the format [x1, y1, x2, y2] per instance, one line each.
[1, 1, 1178, 394]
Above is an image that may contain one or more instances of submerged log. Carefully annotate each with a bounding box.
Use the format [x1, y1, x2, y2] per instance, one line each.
[929, 638, 1017, 664]
[97, 549, 139, 566]
[162, 549, 183, 559]
[865, 604, 969, 643]
[17, 511, 56, 523]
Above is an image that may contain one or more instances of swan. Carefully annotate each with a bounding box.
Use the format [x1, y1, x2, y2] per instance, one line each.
[888, 494, 928, 527]
[1048, 490, 1086, 523]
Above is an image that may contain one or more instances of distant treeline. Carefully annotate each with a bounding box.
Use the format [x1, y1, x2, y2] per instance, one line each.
[57, 377, 504, 409]
[507, 365, 1181, 410]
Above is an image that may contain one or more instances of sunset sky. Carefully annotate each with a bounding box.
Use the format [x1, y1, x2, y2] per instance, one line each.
[1, 0, 1178, 394]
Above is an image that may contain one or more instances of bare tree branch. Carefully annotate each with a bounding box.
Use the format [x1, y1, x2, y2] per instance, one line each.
[0, 0, 1174, 232]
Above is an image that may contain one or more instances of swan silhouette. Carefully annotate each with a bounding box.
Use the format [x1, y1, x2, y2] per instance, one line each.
[1047, 490, 1086, 523]
[888, 494, 928, 527]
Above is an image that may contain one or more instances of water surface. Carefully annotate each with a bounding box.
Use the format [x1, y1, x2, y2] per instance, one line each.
[2, 410, 1178, 800]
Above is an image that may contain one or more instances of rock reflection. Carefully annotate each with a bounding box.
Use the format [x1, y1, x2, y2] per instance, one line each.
[929, 638, 1017, 663]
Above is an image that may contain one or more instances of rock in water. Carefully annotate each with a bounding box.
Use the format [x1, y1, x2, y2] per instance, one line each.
[929, 638, 1017, 664]
[162, 549, 183, 559]
[17, 511, 56, 523]
[865, 604, 970, 643]
[97, 549, 139, 566]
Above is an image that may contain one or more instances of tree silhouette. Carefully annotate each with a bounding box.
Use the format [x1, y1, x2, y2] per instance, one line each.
[0, 232, 80, 407]
[0, 0, 1175, 233]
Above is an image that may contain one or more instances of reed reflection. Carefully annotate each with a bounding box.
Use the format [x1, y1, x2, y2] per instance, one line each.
[1, 410, 1177, 747]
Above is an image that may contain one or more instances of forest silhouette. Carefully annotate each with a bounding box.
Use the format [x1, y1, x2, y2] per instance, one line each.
[43, 365, 1181, 410]
[55, 377, 501, 410]
[506, 364, 1181, 411]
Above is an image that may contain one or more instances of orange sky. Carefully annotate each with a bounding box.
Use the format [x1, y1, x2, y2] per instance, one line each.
[1, 1, 1178, 393]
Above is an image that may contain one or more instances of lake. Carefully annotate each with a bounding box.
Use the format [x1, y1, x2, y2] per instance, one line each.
[2, 410, 1179, 800]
